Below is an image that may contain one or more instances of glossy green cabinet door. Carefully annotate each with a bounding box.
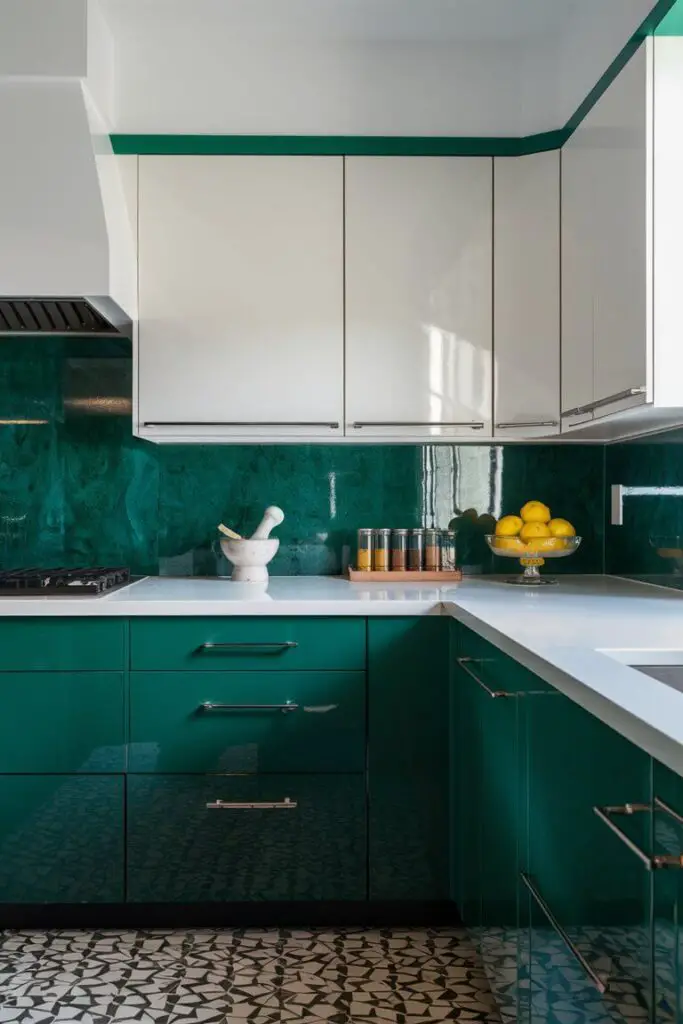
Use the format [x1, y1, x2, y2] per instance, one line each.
[129, 671, 365, 773]
[127, 774, 366, 903]
[652, 759, 683, 1024]
[0, 776, 124, 903]
[520, 691, 652, 1024]
[368, 617, 449, 901]
[0, 672, 125, 772]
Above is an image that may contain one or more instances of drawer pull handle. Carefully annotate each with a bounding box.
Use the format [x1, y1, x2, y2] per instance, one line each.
[352, 421, 485, 429]
[520, 872, 607, 993]
[200, 701, 299, 714]
[206, 798, 298, 810]
[456, 656, 513, 699]
[562, 386, 646, 418]
[197, 642, 298, 654]
[593, 801, 683, 869]
[495, 421, 559, 429]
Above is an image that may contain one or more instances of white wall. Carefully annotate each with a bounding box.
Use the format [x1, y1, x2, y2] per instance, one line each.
[0, 0, 88, 77]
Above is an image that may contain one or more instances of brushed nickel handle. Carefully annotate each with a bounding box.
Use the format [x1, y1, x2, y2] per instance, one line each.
[594, 802, 683, 869]
[206, 798, 298, 810]
[199, 701, 299, 714]
[143, 421, 340, 428]
[197, 641, 298, 654]
[495, 420, 559, 429]
[520, 873, 607, 993]
[456, 656, 513, 699]
[562, 387, 645, 418]
[352, 421, 485, 429]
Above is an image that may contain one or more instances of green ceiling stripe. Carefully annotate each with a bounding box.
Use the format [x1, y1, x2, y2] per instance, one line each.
[109, 0, 677, 157]
[655, 0, 683, 34]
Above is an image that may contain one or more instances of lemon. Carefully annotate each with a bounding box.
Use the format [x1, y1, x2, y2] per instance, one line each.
[520, 500, 551, 524]
[530, 536, 567, 553]
[549, 518, 576, 538]
[495, 514, 523, 537]
[520, 521, 551, 543]
[493, 536, 527, 553]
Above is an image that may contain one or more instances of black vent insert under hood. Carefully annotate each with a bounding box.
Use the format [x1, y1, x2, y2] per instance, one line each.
[0, 298, 131, 337]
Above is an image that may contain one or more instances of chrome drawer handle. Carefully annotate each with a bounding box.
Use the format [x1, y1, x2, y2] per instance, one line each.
[352, 421, 485, 429]
[562, 386, 645, 418]
[520, 873, 607, 993]
[144, 421, 340, 429]
[199, 701, 299, 714]
[495, 421, 559, 429]
[197, 641, 298, 653]
[594, 801, 683, 869]
[456, 656, 513, 699]
[206, 798, 297, 810]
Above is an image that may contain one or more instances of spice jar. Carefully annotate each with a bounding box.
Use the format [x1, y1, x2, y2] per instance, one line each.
[391, 529, 409, 571]
[441, 530, 457, 571]
[408, 529, 425, 571]
[425, 529, 441, 571]
[373, 529, 391, 571]
[356, 529, 373, 572]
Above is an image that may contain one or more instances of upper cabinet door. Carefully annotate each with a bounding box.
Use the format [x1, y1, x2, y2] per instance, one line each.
[137, 156, 344, 441]
[494, 152, 560, 439]
[561, 43, 650, 429]
[345, 157, 493, 439]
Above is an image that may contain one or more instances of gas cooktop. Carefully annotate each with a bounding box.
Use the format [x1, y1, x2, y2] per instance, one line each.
[0, 567, 132, 596]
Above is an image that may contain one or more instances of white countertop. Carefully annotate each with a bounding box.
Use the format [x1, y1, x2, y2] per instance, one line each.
[4, 573, 683, 776]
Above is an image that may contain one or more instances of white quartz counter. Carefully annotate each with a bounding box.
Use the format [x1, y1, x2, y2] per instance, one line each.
[4, 573, 683, 775]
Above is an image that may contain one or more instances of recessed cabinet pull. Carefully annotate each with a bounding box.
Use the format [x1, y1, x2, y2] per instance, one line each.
[456, 656, 513, 699]
[594, 802, 683, 869]
[199, 701, 299, 714]
[206, 798, 298, 810]
[197, 641, 298, 654]
[352, 421, 485, 429]
[520, 873, 607, 994]
[495, 421, 559, 429]
[562, 387, 646, 418]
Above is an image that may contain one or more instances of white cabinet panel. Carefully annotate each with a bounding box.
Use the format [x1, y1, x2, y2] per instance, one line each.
[137, 156, 343, 440]
[493, 151, 559, 439]
[345, 157, 493, 439]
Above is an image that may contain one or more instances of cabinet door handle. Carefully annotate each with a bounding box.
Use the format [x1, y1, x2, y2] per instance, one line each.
[206, 798, 298, 810]
[456, 656, 513, 699]
[495, 421, 559, 429]
[520, 873, 607, 993]
[562, 387, 646, 418]
[143, 421, 340, 429]
[197, 642, 298, 654]
[199, 701, 299, 714]
[352, 421, 485, 429]
[594, 802, 683, 869]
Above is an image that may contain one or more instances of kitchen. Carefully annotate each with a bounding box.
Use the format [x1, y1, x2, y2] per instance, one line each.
[2, 1, 683, 1022]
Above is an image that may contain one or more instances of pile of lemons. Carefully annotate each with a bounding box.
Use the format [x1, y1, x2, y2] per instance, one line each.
[493, 501, 576, 554]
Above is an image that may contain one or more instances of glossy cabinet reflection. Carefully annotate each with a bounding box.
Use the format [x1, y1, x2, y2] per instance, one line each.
[127, 774, 366, 903]
[345, 156, 493, 439]
[0, 776, 124, 903]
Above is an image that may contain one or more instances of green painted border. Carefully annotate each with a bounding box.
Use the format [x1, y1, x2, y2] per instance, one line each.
[109, 0, 677, 156]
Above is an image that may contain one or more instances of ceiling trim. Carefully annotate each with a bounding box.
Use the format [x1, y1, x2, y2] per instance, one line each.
[109, 0, 677, 157]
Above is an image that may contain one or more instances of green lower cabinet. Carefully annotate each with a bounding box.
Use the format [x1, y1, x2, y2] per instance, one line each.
[368, 617, 449, 901]
[0, 775, 124, 903]
[652, 759, 683, 1024]
[129, 671, 365, 773]
[127, 774, 366, 903]
[520, 692, 653, 1024]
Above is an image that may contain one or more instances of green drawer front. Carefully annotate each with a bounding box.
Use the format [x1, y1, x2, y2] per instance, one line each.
[130, 617, 366, 671]
[0, 618, 125, 671]
[0, 775, 124, 903]
[130, 671, 365, 773]
[0, 672, 125, 772]
[457, 623, 548, 696]
[127, 774, 366, 902]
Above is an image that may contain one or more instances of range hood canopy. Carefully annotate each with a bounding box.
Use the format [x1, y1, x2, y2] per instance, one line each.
[0, 298, 131, 337]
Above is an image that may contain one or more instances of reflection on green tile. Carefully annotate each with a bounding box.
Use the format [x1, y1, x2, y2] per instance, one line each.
[0, 340, 605, 576]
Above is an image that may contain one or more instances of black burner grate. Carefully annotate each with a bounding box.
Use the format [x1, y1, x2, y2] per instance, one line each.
[0, 567, 131, 595]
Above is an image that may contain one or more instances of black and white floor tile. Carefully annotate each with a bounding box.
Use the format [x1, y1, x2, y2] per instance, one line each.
[0, 927, 501, 1024]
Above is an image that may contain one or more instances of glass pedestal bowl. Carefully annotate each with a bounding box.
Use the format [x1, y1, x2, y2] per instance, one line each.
[485, 535, 582, 585]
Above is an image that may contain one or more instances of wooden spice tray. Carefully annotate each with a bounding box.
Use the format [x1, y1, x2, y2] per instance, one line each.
[348, 568, 463, 582]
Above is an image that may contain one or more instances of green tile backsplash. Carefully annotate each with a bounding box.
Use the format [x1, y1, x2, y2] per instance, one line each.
[0, 340, 604, 576]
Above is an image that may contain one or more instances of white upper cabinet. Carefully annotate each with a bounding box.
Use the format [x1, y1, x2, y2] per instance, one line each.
[493, 151, 560, 438]
[136, 156, 343, 441]
[561, 44, 650, 430]
[344, 157, 493, 439]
